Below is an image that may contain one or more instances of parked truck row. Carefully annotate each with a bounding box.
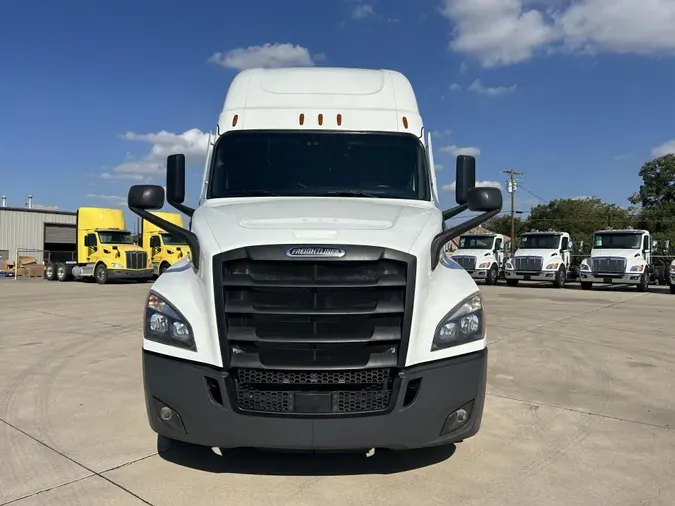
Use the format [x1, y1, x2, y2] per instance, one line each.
[43, 207, 190, 284]
[450, 227, 672, 293]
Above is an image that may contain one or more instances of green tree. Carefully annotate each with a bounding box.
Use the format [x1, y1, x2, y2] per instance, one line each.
[629, 154, 675, 208]
[484, 214, 526, 238]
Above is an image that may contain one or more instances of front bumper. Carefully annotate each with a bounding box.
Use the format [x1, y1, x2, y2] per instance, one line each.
[579, 271, 644, 284]
[504, 270, 557, 282]
[142, 348, 487, 451]
[108, 268, 154, 280]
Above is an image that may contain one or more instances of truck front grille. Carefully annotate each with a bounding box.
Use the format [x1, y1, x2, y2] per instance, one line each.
[452, 255, 476, 271]
[234, 367, 394, 414]
[592, 257, 626, 274]
[513, 256, 543, 273]
[212, 245, 415, 417]
[125, 251, 147, 270]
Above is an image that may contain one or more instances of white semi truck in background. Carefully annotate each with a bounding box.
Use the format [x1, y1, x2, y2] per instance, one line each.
[451, 232, 507, 285]
[579, 228, 652, 291]
[504, 230, 572, 288]
[126, 66, 503, 454]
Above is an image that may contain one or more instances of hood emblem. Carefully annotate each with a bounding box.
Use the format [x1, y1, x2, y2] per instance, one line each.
[285, 246, 346, 258]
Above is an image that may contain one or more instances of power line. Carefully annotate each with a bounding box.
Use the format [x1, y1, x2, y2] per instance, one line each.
[518, 184, 549, 204]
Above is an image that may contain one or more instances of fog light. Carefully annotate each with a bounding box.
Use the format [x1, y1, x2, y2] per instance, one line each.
[440, 401, 474, 436]
[153, 398, 186, 434]
[159, 406, 173, 421]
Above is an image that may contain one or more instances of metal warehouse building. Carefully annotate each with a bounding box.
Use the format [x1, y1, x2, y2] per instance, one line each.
[0, 196, 76, 265]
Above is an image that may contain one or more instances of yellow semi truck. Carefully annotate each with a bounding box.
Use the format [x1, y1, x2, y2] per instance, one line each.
[45, 207, 154, 284]
[140, 211, 191, 276]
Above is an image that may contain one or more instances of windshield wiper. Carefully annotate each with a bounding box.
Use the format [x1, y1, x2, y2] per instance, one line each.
[317, 190, 378, 198]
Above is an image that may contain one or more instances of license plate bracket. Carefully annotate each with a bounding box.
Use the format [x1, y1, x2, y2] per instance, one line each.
[524, 275, 532, 280]
[603, 277, 613, 283]
[294, 392, 332, 413]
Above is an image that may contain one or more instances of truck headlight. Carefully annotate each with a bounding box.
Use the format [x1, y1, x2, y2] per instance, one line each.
[478, 262, 491, 268]
[111, 263, 123, 269]
[545, 263, 559, 270]
[629, 265, 644, 272]
[670, 264, 675, 274]
[432, 292, 485, 351]
[505, 261, 513, 270]
[145, 293, 196, 351]
[581, 263, 591, 271]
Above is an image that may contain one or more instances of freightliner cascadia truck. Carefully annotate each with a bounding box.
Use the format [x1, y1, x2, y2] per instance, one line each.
[44, 207, 153, 284]
[140, 211, 192, 277]
[126, 67, 502, 453]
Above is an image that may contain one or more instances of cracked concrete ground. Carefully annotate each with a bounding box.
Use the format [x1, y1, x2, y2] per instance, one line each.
[1, 279, 673, 505]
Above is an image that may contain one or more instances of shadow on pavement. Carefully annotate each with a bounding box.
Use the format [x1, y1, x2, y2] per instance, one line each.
[157, 438, 456, 476]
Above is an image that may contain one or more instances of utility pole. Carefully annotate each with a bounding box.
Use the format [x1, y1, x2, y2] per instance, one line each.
[503, 169, 523, 256]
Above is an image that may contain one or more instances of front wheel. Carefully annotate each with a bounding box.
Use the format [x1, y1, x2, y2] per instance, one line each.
[95, 264, 108, 284]
[486, 265, 499, 285]
[553, 267, 566, 289]
[637, 273, 649, 292]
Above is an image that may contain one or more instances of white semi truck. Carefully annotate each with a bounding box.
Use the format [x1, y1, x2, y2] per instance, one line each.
[126, 67, 503, 453]
[579, 228, 652, 291]
[451, 233, 507, 285]
[504, 230, 572, 288]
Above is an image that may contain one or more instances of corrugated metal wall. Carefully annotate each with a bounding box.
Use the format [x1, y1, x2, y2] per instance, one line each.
[0, 209, 76, 264]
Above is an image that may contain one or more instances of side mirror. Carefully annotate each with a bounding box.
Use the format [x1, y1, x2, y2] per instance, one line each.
[150, 236, 161, 249]
[166, 154, 195, 216]
[455, 155, 476, 205]
[84, 236, 90, 247]
[128, 185, 165, 210]
[467, 186, 502, 212]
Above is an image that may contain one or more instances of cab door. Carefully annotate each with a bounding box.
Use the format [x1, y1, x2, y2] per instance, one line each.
[84, 233, 100, 264]
[494, 237, 504, 267]
[643, 235, 652, 265]
[149, 235, 162, 265]
[561, 236, 571, 268]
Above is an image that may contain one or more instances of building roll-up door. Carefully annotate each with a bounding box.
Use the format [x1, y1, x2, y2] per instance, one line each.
[44, 224, 76, 244]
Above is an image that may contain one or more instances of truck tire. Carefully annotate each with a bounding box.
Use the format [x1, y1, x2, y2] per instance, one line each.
[580, 281, 593, 291]
[553, 267, 566, 289]
[95, 264, 108, 284]
[506, 279, 518, 287]
[637, 273, 649, 292]
[45, 262, 56, 281]
[56, 263, 69, 282]
[486, 265, 499, 285]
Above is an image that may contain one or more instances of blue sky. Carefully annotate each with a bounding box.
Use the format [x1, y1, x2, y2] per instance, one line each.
[1, 0, 674, 226]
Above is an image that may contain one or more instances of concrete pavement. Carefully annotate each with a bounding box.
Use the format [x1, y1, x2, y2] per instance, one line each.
[1, 279, 673, 505]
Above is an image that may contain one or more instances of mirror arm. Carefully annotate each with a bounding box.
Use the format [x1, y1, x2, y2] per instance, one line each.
[168, 200, 195, 218]
[129, 206, 201, 270]
[430, 208, 501, 270]
[442, 203, 468, 221]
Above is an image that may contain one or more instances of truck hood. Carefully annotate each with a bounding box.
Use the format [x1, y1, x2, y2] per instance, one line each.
[513, 248, 562, 260]
[451, 249, 495, 259]
[589, 248, 643, 260]
[101, 244, 143, 254]
[198, 197, 436, 253]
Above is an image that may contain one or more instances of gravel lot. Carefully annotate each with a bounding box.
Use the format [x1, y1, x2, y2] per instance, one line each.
[1, 279, 673, 505]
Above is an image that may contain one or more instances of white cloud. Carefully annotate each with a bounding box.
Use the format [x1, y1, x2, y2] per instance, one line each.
[468, 78, 517, 96]
[432, 129, 453, 137]
[442, 180, 503, 192]
[208, 43, 324, 70]
[652, 139, 675, 157]
[613, 153, 631, 160]
[352, 3, 375, 19]
[440, 145, 481, 157]
[435, 164, 445, 171]
[101, 129, 210, 182]
[86, 194, 126, 206]
[441, 0, 675, 67]
[460, 61, 468, 74]
[449, 83, 462, 92]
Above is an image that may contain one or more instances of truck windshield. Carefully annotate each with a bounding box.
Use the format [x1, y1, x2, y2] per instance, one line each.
[519, 234, 560, 249]
[459, 236, 494, 249]
[98, 231, 134, 244]
[161, 233, 187, 246]
[208, 131, 429, 200]
[593, 233, 641, 249]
